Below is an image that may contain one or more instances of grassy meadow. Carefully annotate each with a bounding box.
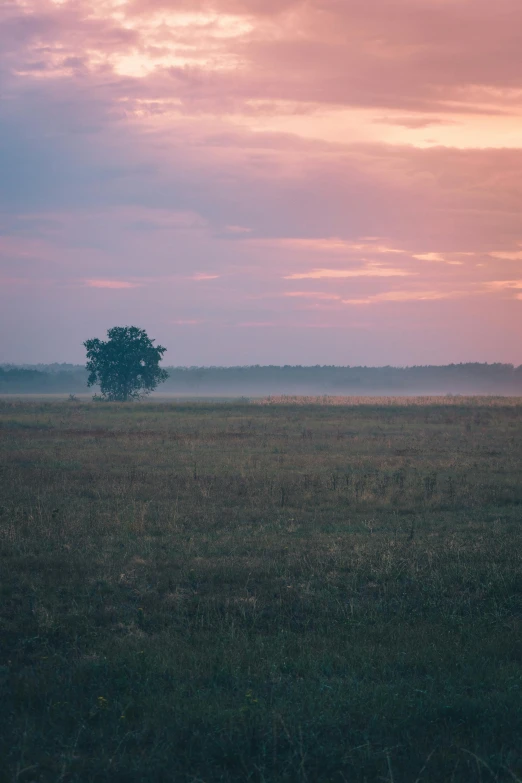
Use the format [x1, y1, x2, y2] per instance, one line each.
[1, 397, 522, 782]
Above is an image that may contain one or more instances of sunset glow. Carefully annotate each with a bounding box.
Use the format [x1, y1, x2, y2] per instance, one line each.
[1, 0, 522, 364]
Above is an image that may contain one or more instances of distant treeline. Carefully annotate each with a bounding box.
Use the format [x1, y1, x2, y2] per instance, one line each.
[1, 363, 522, 395]
[0, 365, 90, 393]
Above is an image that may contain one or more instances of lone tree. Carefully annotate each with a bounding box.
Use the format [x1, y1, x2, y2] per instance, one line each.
[84, 326, 168, 401]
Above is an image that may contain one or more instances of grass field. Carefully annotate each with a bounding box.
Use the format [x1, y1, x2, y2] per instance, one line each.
[1, 398, 522, 782]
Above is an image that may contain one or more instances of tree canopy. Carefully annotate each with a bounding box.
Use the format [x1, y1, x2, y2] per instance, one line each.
[84, 326, 168, 401]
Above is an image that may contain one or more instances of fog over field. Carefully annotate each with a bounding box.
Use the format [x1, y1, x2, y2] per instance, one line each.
[2, 362, 522, 398]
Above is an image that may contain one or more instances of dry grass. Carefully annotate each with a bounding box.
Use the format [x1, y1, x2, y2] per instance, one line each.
[256, 394, 522, 406]
[1, 398, 522, 782]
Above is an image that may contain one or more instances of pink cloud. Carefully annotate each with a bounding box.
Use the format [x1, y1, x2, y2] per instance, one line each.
[485, 280, 522, 291]
[5, 0, 522, 119]
[84, 279, 141, 289]
[284, 266, 415, 280]
[236, 321, 278, 327]
[283, 291, 341, 300]
[343, 289, 473, 305]
[412, 253, 465, 266]
[489, 251, 522, 261]
[2, 0, 522, 364]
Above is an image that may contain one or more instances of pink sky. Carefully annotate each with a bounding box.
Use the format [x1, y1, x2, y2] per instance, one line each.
[1, 0, 521, 365]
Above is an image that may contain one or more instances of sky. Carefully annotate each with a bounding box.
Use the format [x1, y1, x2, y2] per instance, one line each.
[1, 0, 522, 366]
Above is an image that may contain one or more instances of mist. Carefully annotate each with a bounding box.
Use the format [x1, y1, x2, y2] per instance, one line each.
[2, 363, 522, 397]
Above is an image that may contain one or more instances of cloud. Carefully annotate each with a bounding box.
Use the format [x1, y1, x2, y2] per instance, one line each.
[249, 237, 404, 254]
[484, 280, 522, 291]
[224, 224, 252, 234]
[284, 266, 415, 280]
[373, 115, 457, 130]
[84, 279, 141, 289]
[413, 252, 463, 265]
[342, 280, 522, 305]
[236, 321, 278, 327]
[283, 291, 341, 299]
[489, 251, 522, 261]
[343, 289, 468, 305]
[2, 0, 522, 364]
[5, 0, 522, 123]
